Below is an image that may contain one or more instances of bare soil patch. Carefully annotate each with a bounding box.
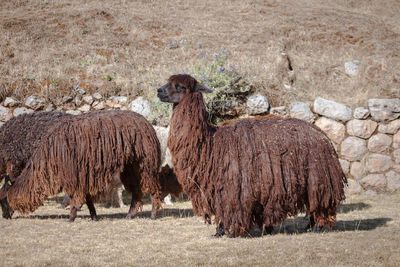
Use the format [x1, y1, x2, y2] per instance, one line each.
[0, 193, 399, 266]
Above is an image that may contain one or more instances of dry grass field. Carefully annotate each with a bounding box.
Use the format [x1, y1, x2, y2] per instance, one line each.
[0, 0, 399, 106]
[0, 193, 399, 266]
[1, 1, 400, 266]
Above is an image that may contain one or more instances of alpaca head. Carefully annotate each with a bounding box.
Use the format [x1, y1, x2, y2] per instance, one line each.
[157, 74, 213, 103]
[0, 175, 14, 219]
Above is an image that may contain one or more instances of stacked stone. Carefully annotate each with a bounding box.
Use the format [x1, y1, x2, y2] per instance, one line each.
[0, 93, 152, 127]
[311, 98, 400, 195]
[243, 94, 400, 195]
[1, 90, 399, 196]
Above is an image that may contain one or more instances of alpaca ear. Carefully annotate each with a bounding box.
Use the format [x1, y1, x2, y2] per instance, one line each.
[4, 175, 14, 190]
[194, 83, 214, 93]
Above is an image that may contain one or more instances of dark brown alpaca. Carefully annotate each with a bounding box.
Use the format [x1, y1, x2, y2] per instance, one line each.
[0, 110, 162, 221]
[157, 74, 347, 237]
[0, 111, 71, 182]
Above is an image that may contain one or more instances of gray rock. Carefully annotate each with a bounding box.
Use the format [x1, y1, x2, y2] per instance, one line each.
[45, 104, 55, 112]
[109, 96, 128, 104]
[394, 164, 400, 173]
[346, 119, 377, 139]
[315, 117, 346, 144]
[25, 95, 46, 110]
[167, 42, 179, 49]
[313, 97, 352, 122]
[129, 97, 151, 118]
[92, 101, 106, 110]
[339, 159, 350, 174]
[82, 95, 94, 105]
[107, 96, 129, 109]
[365, 153, 393, 173]
[364, 190, 378, 196]
[179, 39, 188, 46]
[345, 179, 363, 195]
[353, 107, 370, 119]
[74, 85, 86, 95]
[367, 133, 392, 153]
[360, 174, 387, 192]
[340, 136, 367, 161]
[394, 131, 400, 149]
[78, 104, 91, 112]
[393, 149, 400, 164]
[246, 94, 270, 115]
[0, 106, 12, 121]
[65, 110, 82, 115]
[3, 97, 19, 107]
[74, 96, 82, 106]
[368, 98, 400, 121]
[289, 102, 314, 122]
[386, 171, 400, 192]
[350, 161, 366, 180]
[378, 119, 400, 134]
[153, 125, 172, 166]
[344, 60, 360, 76]
[93, 93, 103, 100]
[270, 106, 287, 117]
[13, 107, 34, 117]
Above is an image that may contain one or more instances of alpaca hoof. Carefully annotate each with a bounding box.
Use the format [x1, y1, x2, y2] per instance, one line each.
[313, 225, 322, 233]
[90, 217, 99, 222]
[213, 224, 225, 237]
[264, 226, 274, 235]
[68, 218, 75, 223]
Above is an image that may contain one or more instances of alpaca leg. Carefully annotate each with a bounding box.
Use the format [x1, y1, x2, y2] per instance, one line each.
[126, 198, 142, 219]
[117, 186, 125, 208]
[306, 213, 321, 232]
[85, 195, 98, 221]
[213, 222, 225, 237]
[264, 225, 274, 235]
[68, 206, 78, 222]
[150, 197, 159, 220]
[60, 195, 71, 209]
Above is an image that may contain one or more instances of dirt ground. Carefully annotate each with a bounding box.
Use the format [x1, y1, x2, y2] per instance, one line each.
[1, 0, 399, 106]
[0, 193, 399, 266]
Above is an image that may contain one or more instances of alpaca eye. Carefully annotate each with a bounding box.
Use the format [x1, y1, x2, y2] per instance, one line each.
[176, 85, 185, 92]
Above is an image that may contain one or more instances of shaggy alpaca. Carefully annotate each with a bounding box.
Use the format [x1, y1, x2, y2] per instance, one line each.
[0, 111, 71, 181]
[0, 111, 125, 210]
[0, 110, 162, 221]
[157, 74, 347, 237]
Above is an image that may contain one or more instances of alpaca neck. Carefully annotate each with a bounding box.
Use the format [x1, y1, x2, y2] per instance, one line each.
[167, 93, 215, 181]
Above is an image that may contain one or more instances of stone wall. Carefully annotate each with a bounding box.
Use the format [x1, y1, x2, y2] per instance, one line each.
[280, 97, 400, 195]
[0, 92, 399, 196]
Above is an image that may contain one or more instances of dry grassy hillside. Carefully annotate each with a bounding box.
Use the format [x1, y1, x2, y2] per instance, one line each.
[0, 0, 399, 107]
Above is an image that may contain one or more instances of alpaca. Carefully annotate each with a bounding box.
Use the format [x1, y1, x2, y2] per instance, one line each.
[157, 74, 347, 237]
[0, 111, 71, 181]
[0, 110, 162, 221]
[0, 111, 125, 209]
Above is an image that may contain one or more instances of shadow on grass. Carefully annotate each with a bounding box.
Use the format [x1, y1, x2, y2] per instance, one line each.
[268, 216, 392, 236]
[13, 207, 195, 221]
[337, 202, 371, 214]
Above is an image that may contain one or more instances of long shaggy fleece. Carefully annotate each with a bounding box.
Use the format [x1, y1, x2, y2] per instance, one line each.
[4, 110, 162, 214]
[167, 83, 346, 236]
[0, 111, 71, 179]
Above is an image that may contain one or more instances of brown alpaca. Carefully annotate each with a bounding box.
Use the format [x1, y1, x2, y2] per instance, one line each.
[218, 114, 278, 127]
[0, 110, 162, 221]
[0, 111, 71, 182]
[157, 74, 347, 237]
